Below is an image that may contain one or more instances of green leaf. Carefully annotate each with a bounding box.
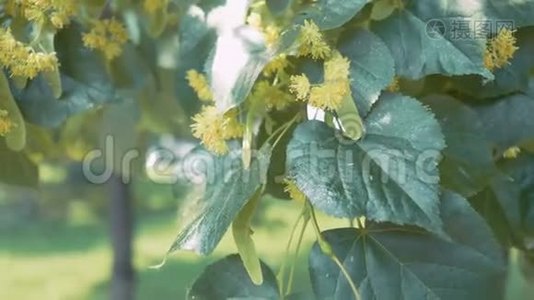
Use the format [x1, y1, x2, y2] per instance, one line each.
[232, 189, 264, 285]
[260, 109, 300, 200]
[144, 3, 168, 37]
[110, 43, 153, 98]
[12, 24, 117, 128]
[54, 23, 115, 97]
[267, 0, 292, 15]
[169, 142, 271, 255]
[38, 29, 62, 99]
[187, 254, 279, 300]
[408, 0, 534, 29]
[371, 10, 493, 80]
[370, 0, 397, 21]
[286, 93, 445, 232]
[179, 5, 212, 55]
[242, 95, 267, 169]
[176, 6, 217, 116]
[420, 95, 497, 197]
[309, 191, 506, 300]
[469, 176, 523, 247]
[295, 57, 324, 84]
[497, 154, 534, 237]
[474, 88, 534, 153]
[338, 28, 395, 117]
[0, 140, 38, 187]
[298, 0, 370, 30]
[481, 153, 534, 243]
[484, 0, 534, 28]
[451, 27, 534, 99]
[0, 72, 26, 151]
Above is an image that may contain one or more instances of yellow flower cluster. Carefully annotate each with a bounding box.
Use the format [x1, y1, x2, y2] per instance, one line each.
[503, 146, 521, 159]
[251, 80, 294, 111]
[263, 54, 289, 76]
[6, 0, 77, 28]
[144, 0, 168, 14]
[283, 179, 306, 203]
[298, 20, 331, 60]
[0, 109, 15, 137]
[289, 74, 311, 101]
[484, 28, 518, 71]
[82, 19, 129, 60]
[0, 29, 58, 79]
[191, 106, 245, 155]
[186, 70, 213, 102]
[263, 25, 281, 49]
[289, 53, 351, 110]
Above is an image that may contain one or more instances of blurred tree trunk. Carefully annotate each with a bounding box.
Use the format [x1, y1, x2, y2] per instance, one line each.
[109, 175, 135, 300]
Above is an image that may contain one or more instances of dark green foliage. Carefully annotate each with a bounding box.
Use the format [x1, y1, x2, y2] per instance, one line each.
[309, 192, 506, 300]
[187, 254, 279, 300]
[286, 94, 445, 233]
[168, 142, 271, 255]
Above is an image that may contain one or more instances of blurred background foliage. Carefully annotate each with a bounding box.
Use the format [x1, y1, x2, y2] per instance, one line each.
[0, 172, 532, 299]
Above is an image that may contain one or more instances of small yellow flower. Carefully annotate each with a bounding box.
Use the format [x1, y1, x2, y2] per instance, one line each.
[186, 69, 213, 102]
[503, 146, 521, 159]
[0, 28, 58, 79]
[6, 0, 77, 28]
[386, 76, 400, 92]
[190, 106, 244, 155]
[251, 80, 293, 111]
[264, 25, 280, 48]
[484, 28, 518, 71]
[263, 54, 289, 76]
[300, 20, 324, 45]
[83, 18, 129, 60]
[144, 0, 168, 14]
[49, 0, 78, 28]
[309, 83, 345, 111]
[300, 41, 331, 60]
[191, 106, 228, 155]
[289, 74, 311, 101]
[0, 109, 15, 137]
[222, 109, 245, 139]
[10, 51, 58, 79]
[483, 48, 497, 71]
[298, 20, 331, 60]
[283, 179, 307, 203]
[324, 53, 351, 82]
[288, 53, 351, 111]
[306, 53, 351, 110]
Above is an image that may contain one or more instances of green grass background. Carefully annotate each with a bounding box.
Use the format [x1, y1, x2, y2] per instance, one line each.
[0, 195, 532, 299]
